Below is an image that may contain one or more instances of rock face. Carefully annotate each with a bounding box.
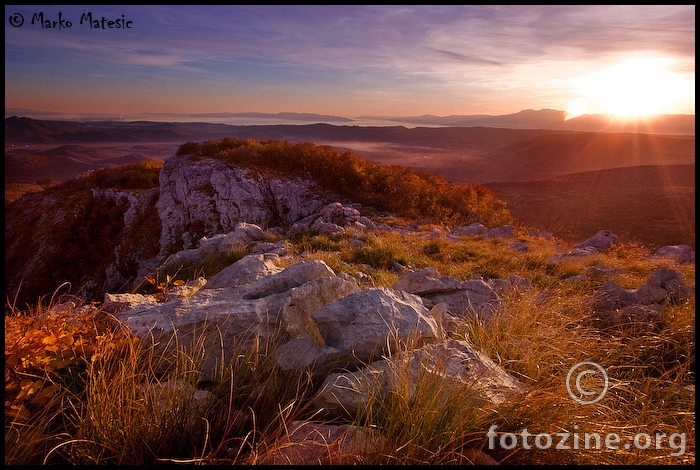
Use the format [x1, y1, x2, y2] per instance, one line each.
[157, 154, 328, 254]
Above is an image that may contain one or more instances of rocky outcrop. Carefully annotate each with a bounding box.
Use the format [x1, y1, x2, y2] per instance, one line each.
[108, 249, 524, 418]
[156, 154, 328, 254]
[113, 258, 360, 381]
[590, 267, 691, 331]
[101, 216, 692, 464]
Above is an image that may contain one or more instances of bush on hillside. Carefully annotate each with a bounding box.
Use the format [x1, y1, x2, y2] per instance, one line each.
[57, 159, 163, 191]
[177, 138, 512, 227]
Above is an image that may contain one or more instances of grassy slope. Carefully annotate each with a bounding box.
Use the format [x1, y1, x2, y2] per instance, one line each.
[486, 164, 695, 250]
[5, 228, 695, 465]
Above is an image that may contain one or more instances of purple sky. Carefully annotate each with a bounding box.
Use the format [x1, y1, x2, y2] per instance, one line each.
[4, 5, 695, 122]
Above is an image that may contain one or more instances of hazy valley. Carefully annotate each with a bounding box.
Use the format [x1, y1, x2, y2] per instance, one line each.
[6, 115, 695, 250]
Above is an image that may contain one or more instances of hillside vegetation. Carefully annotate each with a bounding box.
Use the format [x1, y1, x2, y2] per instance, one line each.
[178, 138, 512, 228]
[4, 137, 694, 465]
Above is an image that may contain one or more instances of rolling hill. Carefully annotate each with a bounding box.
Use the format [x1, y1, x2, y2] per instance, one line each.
[485, 164, 695, 249]
[5, 116, 695, 249]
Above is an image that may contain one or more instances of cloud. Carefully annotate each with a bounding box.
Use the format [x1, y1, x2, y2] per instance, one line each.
[4, 5, 694, 117]
[432, 49, 504, 67]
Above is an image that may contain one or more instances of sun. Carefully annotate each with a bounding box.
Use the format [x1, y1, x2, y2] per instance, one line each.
[566, 57, 691, 119]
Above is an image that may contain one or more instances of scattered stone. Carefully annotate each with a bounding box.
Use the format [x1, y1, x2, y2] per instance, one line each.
[486, 225, 514, 238]
[393, 268, 502, 321]
[452, 222, 487, 236]
[508, 241, 529, 252]
[488, 275, 532, 296]
[576, 229, 619, 251]
[590, 267, 690, 331]
[546, 245, 599, 264]
[649, 245, 695, 264]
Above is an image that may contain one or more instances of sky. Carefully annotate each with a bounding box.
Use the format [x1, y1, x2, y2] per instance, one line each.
[4, 5, 696, 123]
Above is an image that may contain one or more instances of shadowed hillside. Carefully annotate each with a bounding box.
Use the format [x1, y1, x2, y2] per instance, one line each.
[486, 164, 695, 249]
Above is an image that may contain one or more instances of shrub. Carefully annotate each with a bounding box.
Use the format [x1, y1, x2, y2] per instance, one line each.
[57, 159, 163, 191]
[177, 138, 513, 227]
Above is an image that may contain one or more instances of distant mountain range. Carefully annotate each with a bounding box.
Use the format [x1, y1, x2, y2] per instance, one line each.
[5, 108, 695, 135]
[357, 109, 695, 135]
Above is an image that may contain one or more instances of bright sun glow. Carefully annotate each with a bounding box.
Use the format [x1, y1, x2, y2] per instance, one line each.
[566, 57, 691, 119]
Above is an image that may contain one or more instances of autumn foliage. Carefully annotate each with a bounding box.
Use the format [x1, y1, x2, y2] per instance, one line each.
[5, 294, 132, 432]
[177, 138, 512, 227]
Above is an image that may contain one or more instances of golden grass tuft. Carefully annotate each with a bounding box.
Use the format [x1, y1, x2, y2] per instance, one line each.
[5, 229, 695, 464]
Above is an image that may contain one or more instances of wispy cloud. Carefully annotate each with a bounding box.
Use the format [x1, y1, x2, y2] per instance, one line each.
[4, 5, 695, 117]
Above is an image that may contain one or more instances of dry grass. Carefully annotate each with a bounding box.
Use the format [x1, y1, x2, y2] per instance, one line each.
[5, 229, 695, 464]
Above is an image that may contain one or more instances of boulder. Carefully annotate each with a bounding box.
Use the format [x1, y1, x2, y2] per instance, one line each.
[203, 253, 283, 290]
[486, 225, 514, 238]
[392, 268, 502, 321]
[452, 222, 487, 236]
[590, 267, 690, 331]
[310, 288, 441, 371]
[116, 259, 354, 381]
[637, 267, 691, 305]
[488, 275, 532, 296]
[650, 245, 695, 264]
[240, 260, 336, 300]
[392, 267, 465, 295]
[311, 339, 527, 419]
[311, 217, 345, 240]
[575, 230, 619, 251]
[288, 202, 367, 239]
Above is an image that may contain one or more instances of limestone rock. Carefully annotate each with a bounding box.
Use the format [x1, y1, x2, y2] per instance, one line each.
[590, 267, 690, 331]
[486, 225, 514, 238]
[452, 222, 487, 236]
[203, 253, 283, 290]
[311, 339, 527, 419]
[576, 229, 619, 251]
[115, 259, 351, 381]
[393, 268, 502, 321]
[156, 154, 326, 254]
[650, 245, 695, 264]
[311, 287, 441, 370]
